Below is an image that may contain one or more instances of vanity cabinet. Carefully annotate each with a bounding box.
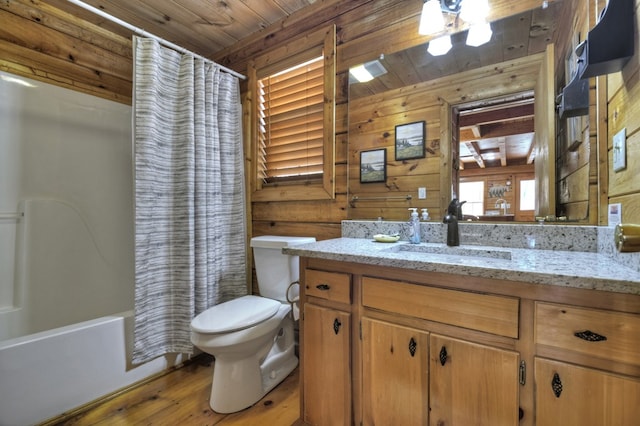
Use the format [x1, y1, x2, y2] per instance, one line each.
[534, 358, 640, 425]
[300, 269, 352, 426]
[534, 302, 640, 425]
[362, 276, 521, 425]
[361, 318, 429, 425]
[298, 257, 640, 426]
[429, 334, 520, 425]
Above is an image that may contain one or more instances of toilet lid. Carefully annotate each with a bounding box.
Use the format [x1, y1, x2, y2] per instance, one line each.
[191, 295, 281, 334]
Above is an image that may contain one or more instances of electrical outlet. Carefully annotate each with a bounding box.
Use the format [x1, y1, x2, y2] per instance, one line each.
[613, 128, 626, 172]
[418, 187, 427, 199]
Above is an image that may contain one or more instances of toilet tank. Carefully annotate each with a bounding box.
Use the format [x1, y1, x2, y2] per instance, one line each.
[250, 236, 316, 302]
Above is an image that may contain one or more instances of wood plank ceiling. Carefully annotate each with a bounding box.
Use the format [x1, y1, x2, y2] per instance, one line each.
[41, 0, 326, 59]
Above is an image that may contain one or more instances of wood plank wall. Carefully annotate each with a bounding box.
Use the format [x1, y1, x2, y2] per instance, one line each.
[0, 0, 133, 103]
[347, 54, 543, 221]
[1, 0, 639, 292]
[606, 0, 640, 223]
[554, 0, 592, 221]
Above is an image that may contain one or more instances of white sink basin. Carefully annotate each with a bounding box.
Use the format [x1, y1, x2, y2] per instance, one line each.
[383, 244, 512, 260]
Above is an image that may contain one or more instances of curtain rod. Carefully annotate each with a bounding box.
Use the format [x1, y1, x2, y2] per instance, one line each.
[65, 0, 246, 80]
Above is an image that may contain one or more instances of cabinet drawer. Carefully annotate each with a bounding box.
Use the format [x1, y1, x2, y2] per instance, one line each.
[535, 302, 640, 367]
[304, 269, 351, 304]
[362, 277, 519, 338]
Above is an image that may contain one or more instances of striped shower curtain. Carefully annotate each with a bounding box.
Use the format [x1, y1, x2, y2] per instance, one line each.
[132, 37, 247, 364]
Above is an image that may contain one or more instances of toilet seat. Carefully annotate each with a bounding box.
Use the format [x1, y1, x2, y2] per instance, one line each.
[191, 295, 281, 334]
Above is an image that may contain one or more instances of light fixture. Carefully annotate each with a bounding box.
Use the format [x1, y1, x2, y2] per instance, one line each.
[349, 64, 374, 82]
[349, 59, 388, 83]
[466, 22, 493, 47]
[460, 0, 489, 24]
[419, 0, 445, 35]
[427, 35, 452, 56]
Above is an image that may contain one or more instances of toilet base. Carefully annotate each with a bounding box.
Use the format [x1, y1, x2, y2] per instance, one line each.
[208, 315, 298, 413]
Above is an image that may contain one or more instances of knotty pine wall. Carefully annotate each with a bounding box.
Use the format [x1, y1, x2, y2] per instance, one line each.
[605, 0, 640, 224]
[347, 53, 543, 221]
[0, 0, 133, 103]
[1, 0, 639, 294]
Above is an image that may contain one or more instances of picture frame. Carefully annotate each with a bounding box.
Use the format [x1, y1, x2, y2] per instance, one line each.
[360, 148, 387, 183]
[395, 121, 425, 160]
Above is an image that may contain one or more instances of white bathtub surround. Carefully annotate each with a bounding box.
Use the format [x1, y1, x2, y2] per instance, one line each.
[0, 312, 186, 426]
[133, 38, 247, 364]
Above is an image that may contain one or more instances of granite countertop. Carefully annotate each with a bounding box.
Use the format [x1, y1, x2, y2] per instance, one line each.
[284, 237, 640, 295]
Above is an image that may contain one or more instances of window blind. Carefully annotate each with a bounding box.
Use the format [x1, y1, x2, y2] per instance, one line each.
[258, 56, 324, 182]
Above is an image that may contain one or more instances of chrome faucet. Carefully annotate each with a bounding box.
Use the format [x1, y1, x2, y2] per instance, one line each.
[443, 198, 466, 246]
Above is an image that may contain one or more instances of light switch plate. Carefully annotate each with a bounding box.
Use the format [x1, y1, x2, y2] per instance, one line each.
[613, 128, 626, 172]
[418, 187, 427, 199]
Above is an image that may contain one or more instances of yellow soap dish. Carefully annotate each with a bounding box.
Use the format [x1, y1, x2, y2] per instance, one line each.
[373, 234, 400, 243]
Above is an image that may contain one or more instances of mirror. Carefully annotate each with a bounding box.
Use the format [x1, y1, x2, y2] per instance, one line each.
[347, 0, 588, 223]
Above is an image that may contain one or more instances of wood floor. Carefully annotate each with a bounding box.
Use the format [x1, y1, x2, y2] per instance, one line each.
[50, 355, 300, 426]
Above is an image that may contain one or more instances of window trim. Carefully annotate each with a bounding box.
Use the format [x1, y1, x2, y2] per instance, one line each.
[249, 25, 336, 202]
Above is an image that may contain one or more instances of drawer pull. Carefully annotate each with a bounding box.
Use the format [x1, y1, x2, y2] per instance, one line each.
[551, 373, 563, 398]
[408, 337, 417, 357]
[439, 346, 448, 366]
[333, 318, 342, 335]
[574, 330, 607, 342]
[316, 283, 331, 291]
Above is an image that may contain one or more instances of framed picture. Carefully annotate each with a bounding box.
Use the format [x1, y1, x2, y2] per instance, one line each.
[395, 121, 425, 160]
[360, 148, 386, 183]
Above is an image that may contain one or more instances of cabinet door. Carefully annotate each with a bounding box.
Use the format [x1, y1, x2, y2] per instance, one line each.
[362, 318, 429, 425]
[430, 334, 520, 425]
[535, 358, 640, 426]
[302, 303, 351, 426]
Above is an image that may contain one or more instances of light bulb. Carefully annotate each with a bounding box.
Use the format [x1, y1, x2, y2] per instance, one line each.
[460, 0, 489, 24]
[427, 35, 452, 56]
[419, 0, 445, 35]
[466, 22, 492, 47]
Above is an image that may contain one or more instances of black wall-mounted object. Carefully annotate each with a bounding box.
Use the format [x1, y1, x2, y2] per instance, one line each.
[440, 0, 463, 14]
[557, 71, 590, 119]
[577, 0, 635, 79]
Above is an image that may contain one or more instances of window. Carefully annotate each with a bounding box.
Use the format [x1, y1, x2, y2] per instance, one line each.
[258, 57, 324, 182]
[250, 25, 336, 202]
[459, 180, 485, 216]
[519, 179, 535, 211]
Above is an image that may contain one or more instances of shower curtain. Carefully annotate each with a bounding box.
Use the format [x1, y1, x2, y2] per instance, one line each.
[132, 37, 247, 364]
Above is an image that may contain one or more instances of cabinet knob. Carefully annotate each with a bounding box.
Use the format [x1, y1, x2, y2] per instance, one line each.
[333, 318, 342, 335]
[574, 330, 607, 342]
[408, 337, 417, 357]
[551, 372, 563, 398]
[316, 283, 331, 291]
[439, 346, 448, 366]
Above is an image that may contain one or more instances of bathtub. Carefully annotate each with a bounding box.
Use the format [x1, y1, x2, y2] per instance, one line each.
[0, 72, 185, 425]
[0, 310, 186, 426]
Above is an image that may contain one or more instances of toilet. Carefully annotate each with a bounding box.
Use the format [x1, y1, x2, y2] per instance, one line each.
[190, 235, 315, 413]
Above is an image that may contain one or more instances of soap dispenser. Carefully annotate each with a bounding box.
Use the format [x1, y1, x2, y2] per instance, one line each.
[421, 208, 430, 221]
[408, 208, 420, 244]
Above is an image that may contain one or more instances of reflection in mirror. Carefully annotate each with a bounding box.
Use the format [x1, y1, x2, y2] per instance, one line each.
[347, 0, 588, 223]
[455, 91, 536, 222]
